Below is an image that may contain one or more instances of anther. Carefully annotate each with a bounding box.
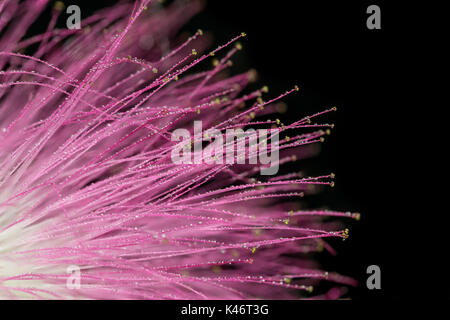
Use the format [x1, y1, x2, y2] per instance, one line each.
[54, 1, 65, 11]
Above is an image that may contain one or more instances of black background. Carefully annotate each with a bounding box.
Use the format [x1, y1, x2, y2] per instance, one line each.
[187, 0, 417, 300]
[6, 0, 446, 302]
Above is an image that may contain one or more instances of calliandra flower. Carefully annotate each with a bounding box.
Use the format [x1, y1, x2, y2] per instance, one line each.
[0, 0, 358, 299]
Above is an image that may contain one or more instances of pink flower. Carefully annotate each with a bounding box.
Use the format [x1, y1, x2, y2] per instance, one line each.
[0, 0, 357, 299]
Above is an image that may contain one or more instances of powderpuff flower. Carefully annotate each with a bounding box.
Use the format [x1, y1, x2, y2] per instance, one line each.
[0, 0, 358, 299]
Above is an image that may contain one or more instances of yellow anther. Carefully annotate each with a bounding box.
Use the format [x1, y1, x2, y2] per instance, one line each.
[284, 277, 292, 284]
[250, 112, 255, 119]
[341, 229, 350, 240]
[283, 219, 289, 225]
[251, 247, 256, 254]
[276, 102, 288, 114]
[235, 42, 243, 50]
[288, 210, 294, 216]
[285, 136, 290, 142]
[294, 85, 299, 91]
[307, 286, 314, 293]
[54, 1, 65, 11]
[152, 68, 158, 73]
[241, 32, 247, 37]
[326, 129, 331, 135]
[197, 109, 201, 114]
[175, 75, 179, 81]
[191, 49, 198, 56]
[332, 106, 337, 111]
[276, 119, 280, 125]
[320, 137, 325, 142]
[197, 29, 203, 36]
[330, 181, 335, 187]
[317, 242, 324, 252]
[330, 172, 335, 178]
[143, 6, 148, 10]
[212, 59, 219, 67]
[257, 97, 263, 104]
[353, 213, 361, 221]
[262, 86, 269, 93]
[247, 69, 258, 82]
[253, 229, 263, 236]
[210, 52, 215, 56]
[181, 270, 190, 276]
